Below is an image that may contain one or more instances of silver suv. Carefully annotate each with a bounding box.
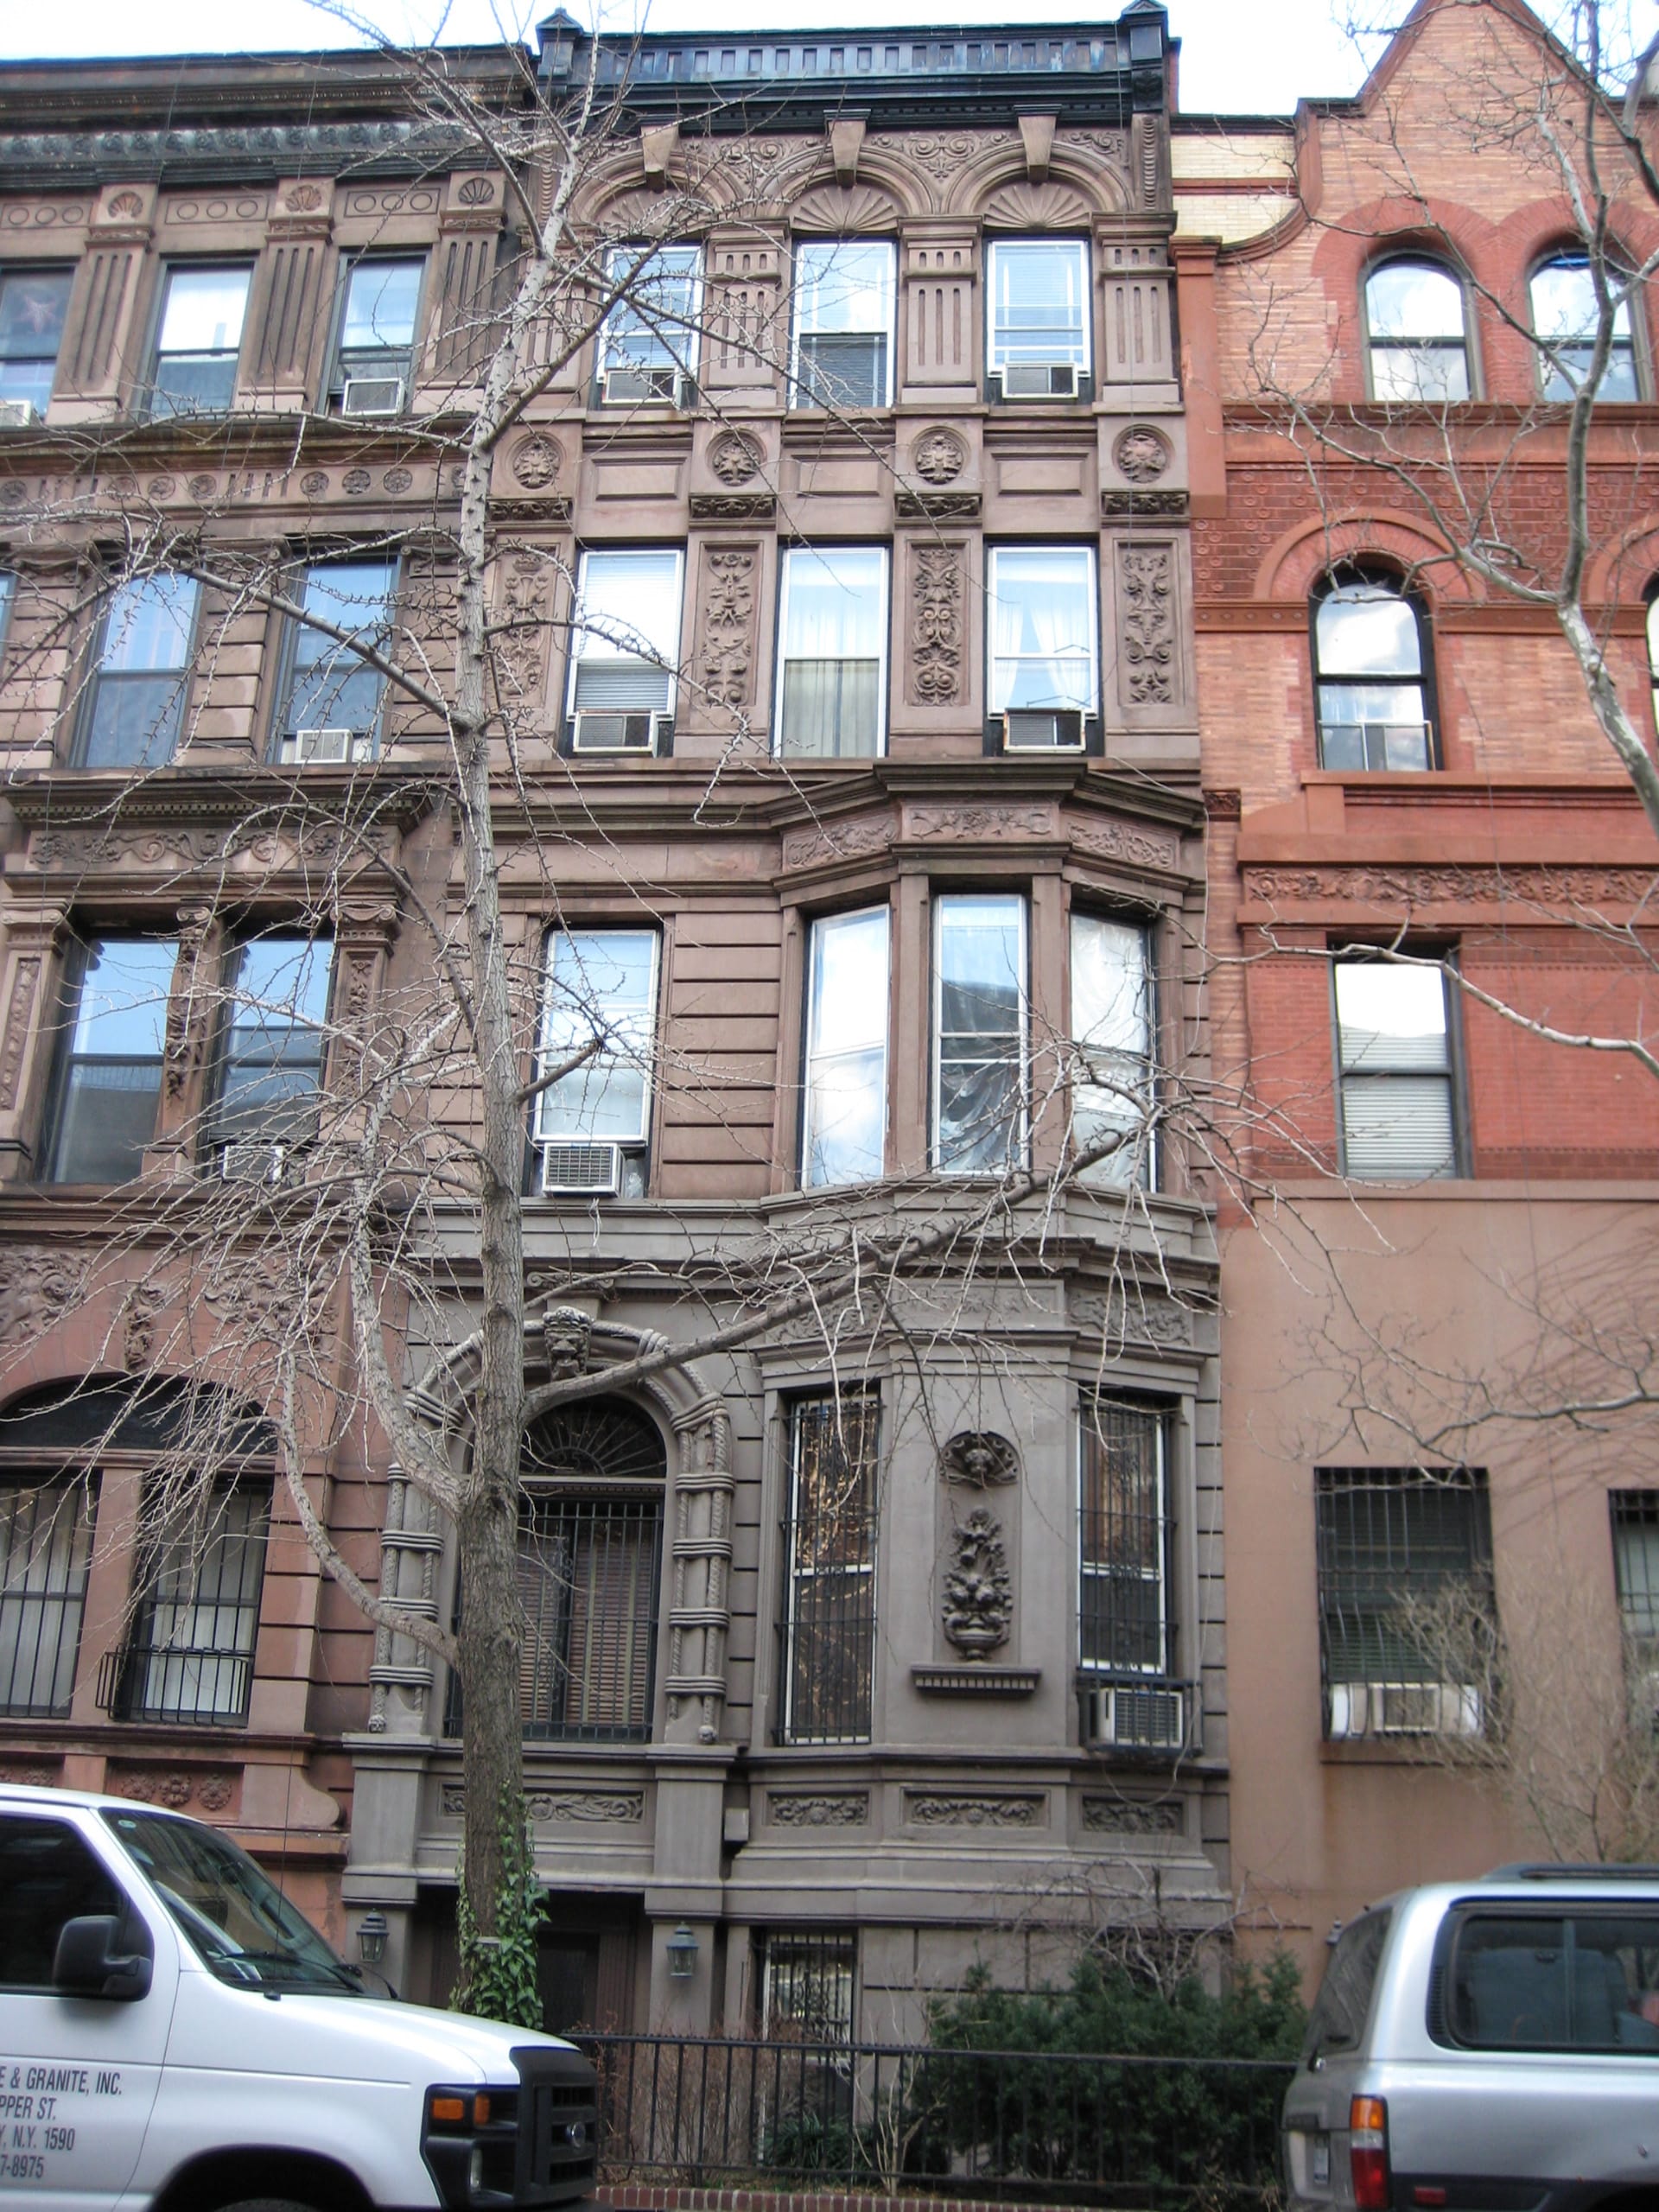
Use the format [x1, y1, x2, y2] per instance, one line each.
[1282, 1866, 1659, 2212]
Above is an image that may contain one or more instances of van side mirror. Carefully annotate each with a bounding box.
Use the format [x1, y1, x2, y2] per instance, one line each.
[53, 1915, 153, 2002]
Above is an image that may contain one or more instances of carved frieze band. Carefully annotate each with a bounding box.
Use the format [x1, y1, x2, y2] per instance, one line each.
[1242, 864, 1659, 910]
[0, 957, 41, 1112]
[439, 1782, 645, 1824]
[769, 1792, 870, 1827]
[1081, 1795, 1184, 1834]
[906, 1791, 1046, 1828]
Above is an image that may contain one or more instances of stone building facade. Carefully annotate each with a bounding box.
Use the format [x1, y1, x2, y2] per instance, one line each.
[0, 6, 1232, 2032]
[1174, 0, 1659, 1982]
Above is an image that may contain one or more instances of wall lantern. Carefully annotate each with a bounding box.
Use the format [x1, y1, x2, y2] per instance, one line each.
[665, 1923, 699, 1979]
[358, 1910, 390, 1967]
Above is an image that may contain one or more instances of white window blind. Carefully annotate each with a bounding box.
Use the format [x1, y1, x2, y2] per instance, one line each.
[1335, 961, 1457, 1179]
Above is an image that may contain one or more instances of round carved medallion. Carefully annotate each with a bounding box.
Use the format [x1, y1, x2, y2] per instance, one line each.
[300, 469, 330, 498]
[147, 475, 175, 500]
[913, 426, 969, 485]
[510, 432, 563, 490]
[341, 467, 372, 495]
[1113, 424, 1172, 484]
[382, 466, 414, 494]
[187, 473, 217, 501]
[709, 429, 764, 486]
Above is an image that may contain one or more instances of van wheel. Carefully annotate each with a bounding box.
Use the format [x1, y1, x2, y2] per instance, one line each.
[214, 2198, 323, 2212]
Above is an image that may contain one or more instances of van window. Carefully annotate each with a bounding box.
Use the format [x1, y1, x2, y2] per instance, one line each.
[1304, 1908, 1392, 2059]
[1451, 1910, 1659, 2051]
[0, 1815, 121, 1988]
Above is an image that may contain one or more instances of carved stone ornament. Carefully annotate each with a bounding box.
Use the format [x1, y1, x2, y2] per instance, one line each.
[511, 432, 563, 490]
[942, 1507, 1013, 1658]
[341, 467, 372, 496]
[906, 1792, 1044, 1828]
[1119, 543, 1175, 705]
[1113, 424, 1171, 484]
[941, 1430, 1018, 1487]
[912, 427, 968, 485]
[1240, 863, 1659, 911]
[543, 1305, 593, 1379]
[1081, 1795, 1183, 1835]
[911, 543, 964, 704]
[770, 1792, 870, 1827]
[440, 1780, 644, 1823]
[382, 466, 413, 495]
[284, 183, 325, 212]
[457, 176, 495, 205]
[698, 547, 757, 710]
[708, 430, 763, 486]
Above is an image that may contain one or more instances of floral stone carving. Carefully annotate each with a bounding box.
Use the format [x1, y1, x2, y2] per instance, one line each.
[942, 1507, 1012, 1658]
[1119, 543, 1175, 705]
[510, 433, 563, 490]
[911, 543, 964, 704]
[699, 546, 757, 709]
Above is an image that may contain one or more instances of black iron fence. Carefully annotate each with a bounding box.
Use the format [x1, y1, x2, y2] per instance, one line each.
[575, 2031, 1294, 2210]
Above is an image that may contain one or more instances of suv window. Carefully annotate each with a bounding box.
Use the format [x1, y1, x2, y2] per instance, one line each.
[1304, 1908, 1392, 2060]
[1448, 1908, 1659, 2052]
[0, 1815, 121, 1988]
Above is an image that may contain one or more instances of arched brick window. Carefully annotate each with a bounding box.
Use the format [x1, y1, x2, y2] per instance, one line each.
[1363, 258, 1471, 402]
[1311, 568, 1437, 771]
[1529, 253, 1639, 400]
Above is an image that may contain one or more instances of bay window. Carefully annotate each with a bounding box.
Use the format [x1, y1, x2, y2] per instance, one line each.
[567, 548, 682, 753]
[987, 238, 1091, 398]
[933, 893, 1027, 1174]
[776, 544, 887, 759]
[803, 906, 889, 1188]
[76, 575, 199, 770]
[790, 241, 894, 410]
[46, 936, 178, 1185]
[535, 928, 659, 1198]
[1070, 913, 1155, 1188]
[988, 545, 1098, 749]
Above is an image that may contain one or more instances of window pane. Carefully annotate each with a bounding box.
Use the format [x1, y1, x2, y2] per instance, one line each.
[1336, 963, 1448, 1072]
[159, 266, 250, 353]
[0, 1818, 121, 1989]
[69, 938, 176, 1058]
[519, 1494, 662, 1740]
[795, 242, 893, 334]
[51, 939, 177, 1184]
[935, 894, 1026, 1173]
[601, 245, 699, 370]
[989, 239, 1090, 368]
[1317, 583, 1421, 677]
[762, 1931, 856, 2041]
[213, 938, 331, 1146]
[99, 575, 197, 674]
[1368, 262, 1466, 341]
[342, 259, 423, 350]
[989, 546, 1096, 712]
[804, 906, 889, 1187]
[779, 547, 885, 758]
[1452, 1916, 1570, 2047]
[284, 560, 396, 741]
[1080, 1400, 1167, 1675]
[783, 1395, 879, 1743]
[537, 930, 658, 1143]
[1614, 1497, 1659, 1646]
[1317, 1469, 1490, 1713]
[0, 1485, 98, 1718]
[124, 1486, 267, 1725]
[1531, 258, 1637, 399]
[1071, 914, 1153, 1187]
[572, 551, 682, 683]
[0, 268, 72, 410]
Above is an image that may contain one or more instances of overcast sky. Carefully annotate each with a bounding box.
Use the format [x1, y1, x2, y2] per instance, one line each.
[0, 0, 1649, 117]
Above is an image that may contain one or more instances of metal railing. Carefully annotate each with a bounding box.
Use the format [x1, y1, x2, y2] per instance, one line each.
[96, 1642, 253, 1726]
[575, 2031, 1294, 2210]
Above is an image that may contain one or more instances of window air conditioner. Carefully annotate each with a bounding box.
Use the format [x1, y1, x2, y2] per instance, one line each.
[603, 365, 683, 406]
[1001, 709, 1086, 752]
[572, 709, 670, 754]
[1326, 1681, 1482, 1739]
[1001, 362, 1081, 399]
[220, 1141, 292, 1187]
[340, 374, 406, 417]
[540, 1140, 622, 1196]
[0, 399, 40, 430]
[281, 727, 372, 765]
[1083, 1682, 1186, 1751]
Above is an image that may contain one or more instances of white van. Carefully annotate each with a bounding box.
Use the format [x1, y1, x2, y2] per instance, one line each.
[0, 1783, 599, 2212]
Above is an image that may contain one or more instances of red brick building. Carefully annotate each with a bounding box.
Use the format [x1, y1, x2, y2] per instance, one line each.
[1174, 0, 1659, 1977]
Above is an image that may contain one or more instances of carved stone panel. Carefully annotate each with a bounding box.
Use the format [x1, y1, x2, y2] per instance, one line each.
[909, 542, 966, 706]
[942, 1508, 1012, 1658]
[495, 551, 554, 726]
[696, 543, 760, 717]
[1111, 537, 1188, 720]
